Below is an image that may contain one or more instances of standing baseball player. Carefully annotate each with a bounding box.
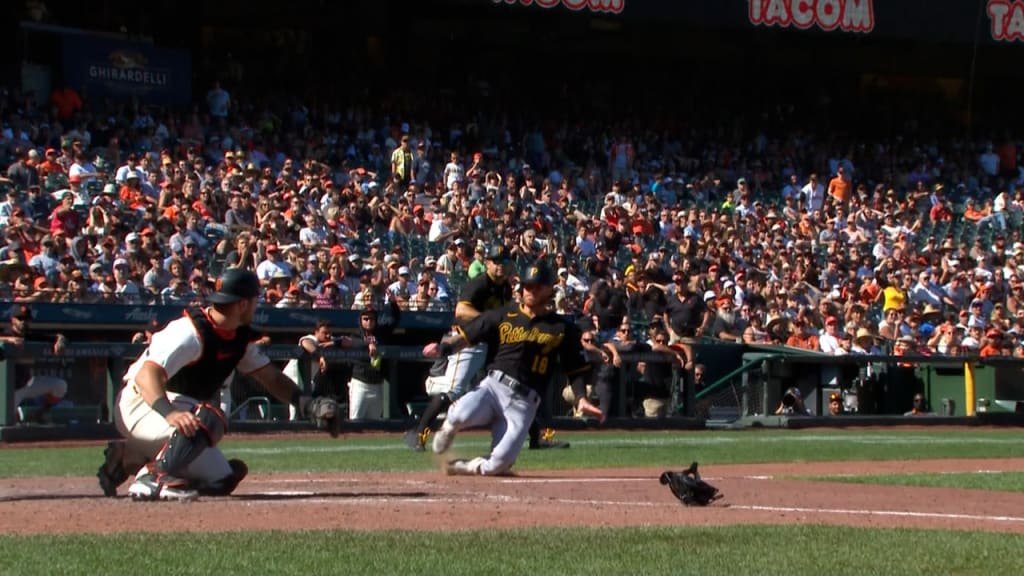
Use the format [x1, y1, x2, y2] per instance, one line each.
[422, 260, 604, 476]
[404, 245, 514, 451]
[348, 299, 401, 420]
[1, 305, 69, 423]
[96, 268, 339, 500]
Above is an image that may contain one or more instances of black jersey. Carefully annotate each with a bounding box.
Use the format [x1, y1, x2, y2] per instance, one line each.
[350, 300, 400, 384]
[456, 272, 512, 325]
[457, 303, 591, 392]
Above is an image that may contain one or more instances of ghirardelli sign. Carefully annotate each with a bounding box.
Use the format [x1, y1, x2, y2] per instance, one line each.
[491, 0, 625, 15]
[988, 0, 1024, 42]
[89, 50, 170, 87]
[748, 0, 875, 33]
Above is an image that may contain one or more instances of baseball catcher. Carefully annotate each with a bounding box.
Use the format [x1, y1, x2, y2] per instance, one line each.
[96, 269, 341, 501]
[659, 462, 723, 506]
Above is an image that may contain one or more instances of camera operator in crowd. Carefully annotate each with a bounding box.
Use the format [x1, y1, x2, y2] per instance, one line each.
[775, 386, 810, 416]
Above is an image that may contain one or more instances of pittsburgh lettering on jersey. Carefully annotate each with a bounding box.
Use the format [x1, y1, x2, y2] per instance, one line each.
[498, 322, 564, 353]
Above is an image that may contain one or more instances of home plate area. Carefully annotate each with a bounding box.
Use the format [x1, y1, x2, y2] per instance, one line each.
[3, 460, 1024, 535]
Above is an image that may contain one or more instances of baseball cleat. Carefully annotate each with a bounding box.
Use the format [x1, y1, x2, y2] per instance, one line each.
[530, 428, 570, 450]
[97, 440, 130, 497]
[128, 473, 198, 502]
[445, 457, 485, 476]
[432, 423, 455, 454]
[404, 428, 428, 452]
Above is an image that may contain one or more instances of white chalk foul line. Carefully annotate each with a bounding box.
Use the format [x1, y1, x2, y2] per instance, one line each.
[242, 493, 519, 506]
[733, 505, 1024, 523]
[237, 490, 1024, 526]
[499, 477, 651, 484]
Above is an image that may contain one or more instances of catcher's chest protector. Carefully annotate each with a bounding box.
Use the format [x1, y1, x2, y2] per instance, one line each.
[166, 308, 254, 401]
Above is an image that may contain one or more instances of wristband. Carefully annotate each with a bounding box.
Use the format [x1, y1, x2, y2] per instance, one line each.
[151, 397, 175, 418]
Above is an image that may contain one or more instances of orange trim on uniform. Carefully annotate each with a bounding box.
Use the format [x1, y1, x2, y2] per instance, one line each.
[200, 307, 237, 340]
[196, 402, 227, 426]
[454, 325, 469, 341]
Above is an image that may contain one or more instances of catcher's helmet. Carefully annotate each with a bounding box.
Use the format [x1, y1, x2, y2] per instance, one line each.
[521, 261, 555, 286]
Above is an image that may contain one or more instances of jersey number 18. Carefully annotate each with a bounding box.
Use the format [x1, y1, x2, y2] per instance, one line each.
[531, 356, 548, 375]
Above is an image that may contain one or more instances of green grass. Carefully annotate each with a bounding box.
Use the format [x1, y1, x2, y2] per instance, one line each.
[3, 429, 1024, 478]
[805, 471, 1024, 493]
[1, 525, 1020, 576]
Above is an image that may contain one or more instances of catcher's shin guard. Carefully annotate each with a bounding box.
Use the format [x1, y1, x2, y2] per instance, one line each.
[197, 458, 248, 496]
[156, 403, 227, 477]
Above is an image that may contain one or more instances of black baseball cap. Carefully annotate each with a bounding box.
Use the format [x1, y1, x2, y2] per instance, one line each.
[486, 245, 512, 262]
[207, 268, 261, 304]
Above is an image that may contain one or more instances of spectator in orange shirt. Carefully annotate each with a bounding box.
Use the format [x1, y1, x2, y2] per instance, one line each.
[828, 165, 851, 207]
[36, 148, 64, 179]
[930, 199, 953, 222]
[786, 315, 820, 351]
[50, 86, 82, 121]
[119, 172, 152, 211]
[980, 329, 1002, 358]
[963, 198, 988, 223]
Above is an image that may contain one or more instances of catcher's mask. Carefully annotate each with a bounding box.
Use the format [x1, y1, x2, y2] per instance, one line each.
[659, 462, 723, 507]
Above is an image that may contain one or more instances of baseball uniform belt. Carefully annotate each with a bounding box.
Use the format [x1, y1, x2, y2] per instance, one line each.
[488, 370, 535, 400]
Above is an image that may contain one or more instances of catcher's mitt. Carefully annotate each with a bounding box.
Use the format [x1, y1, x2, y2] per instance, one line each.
[303, 396, 341, 438]
[659, 462, 723, 506]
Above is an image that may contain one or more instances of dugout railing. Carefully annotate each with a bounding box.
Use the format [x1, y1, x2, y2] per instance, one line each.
[0, 341, 708, 430]
[4, 341, 1024, 432]
[693, 345, 1024, 425]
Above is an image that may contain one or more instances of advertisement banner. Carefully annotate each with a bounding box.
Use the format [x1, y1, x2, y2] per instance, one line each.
[491, 0, 625, 14]
[491, 0, 1009, 45]
[61, 34, 191, 106]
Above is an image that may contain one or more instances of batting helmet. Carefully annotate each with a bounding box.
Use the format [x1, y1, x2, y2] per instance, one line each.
[521, 261, 555, 286]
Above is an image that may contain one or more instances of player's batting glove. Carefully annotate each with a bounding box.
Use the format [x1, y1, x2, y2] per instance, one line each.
[302, 396, 341, 438]
[577, 397, 606, 424]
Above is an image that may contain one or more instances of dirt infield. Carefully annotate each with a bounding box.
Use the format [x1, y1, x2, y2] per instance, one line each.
[3, 456, 1024, 536]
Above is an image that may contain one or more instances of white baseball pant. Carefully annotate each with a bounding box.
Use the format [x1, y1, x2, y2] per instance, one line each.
[443, 371, 539, 475]
[114, 384, 233, 485]
[348, 377, 385, 420]
[14, 375, 68, 406]
[424, 343, 488, 401]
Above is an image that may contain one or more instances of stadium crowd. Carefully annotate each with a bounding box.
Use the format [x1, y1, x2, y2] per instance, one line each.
[2, 82, 1024, 360]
